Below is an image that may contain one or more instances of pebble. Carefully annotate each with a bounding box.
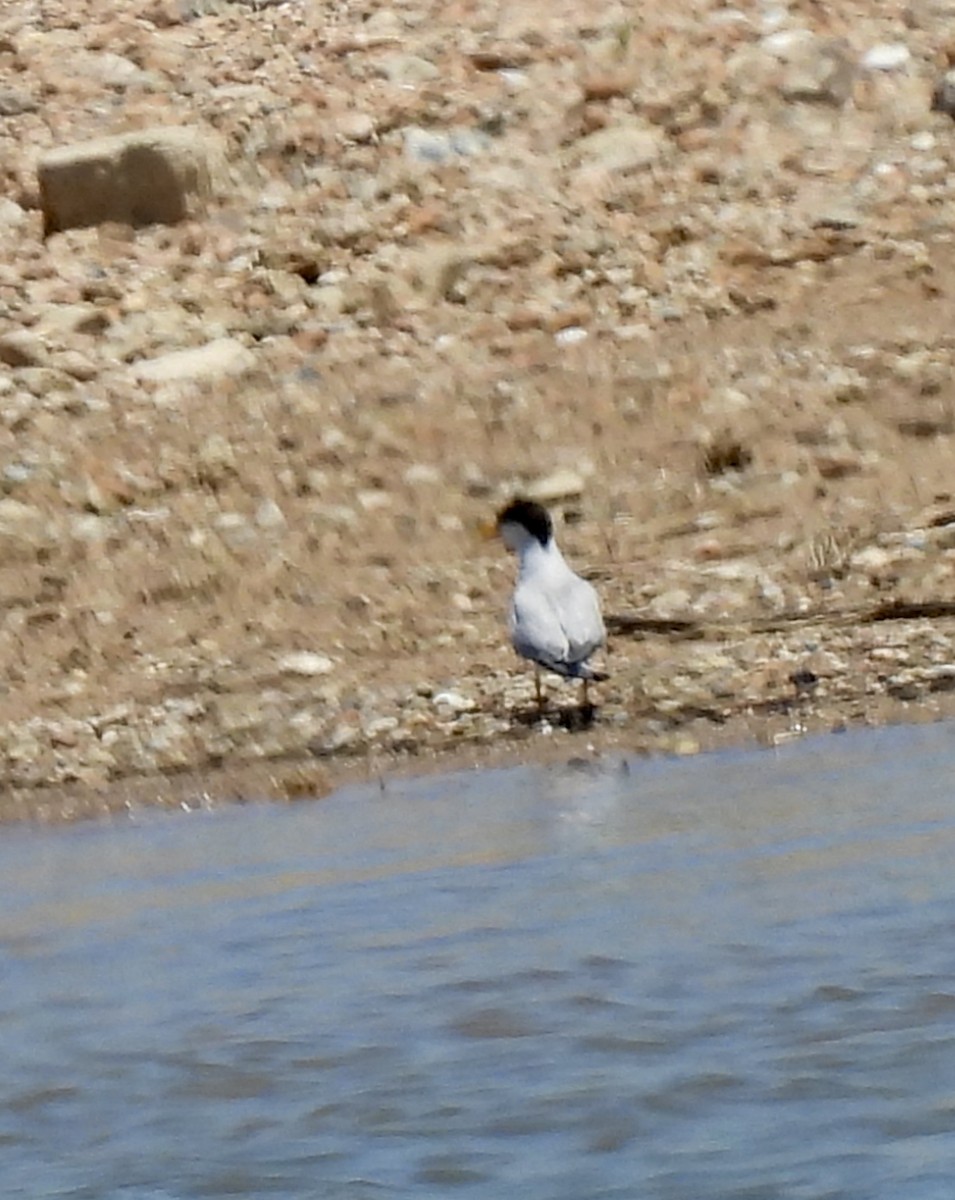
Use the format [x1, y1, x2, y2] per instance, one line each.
[403, 126, 490, 165]
[365, 716, 400, 738]
[255, 499, 286, 529]
[554, 326, 588, 347]
[526, 468, 587, 504]
[278, 652, 334, 677]
[0, 332, 47, 368]
[861, 44, 911, 71]
[132, 339, 255, 384]
[432, 690, 474, 713]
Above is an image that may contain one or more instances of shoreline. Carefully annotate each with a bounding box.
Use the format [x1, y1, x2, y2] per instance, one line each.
[10, 601, 955, 826]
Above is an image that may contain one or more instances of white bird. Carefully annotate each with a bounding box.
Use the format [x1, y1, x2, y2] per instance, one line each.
[489, 498, 608, 710]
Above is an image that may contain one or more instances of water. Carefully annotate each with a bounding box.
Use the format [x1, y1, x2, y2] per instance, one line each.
[3, 723, 955, 1199]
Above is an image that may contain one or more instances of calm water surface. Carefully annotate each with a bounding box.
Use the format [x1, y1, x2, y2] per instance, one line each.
[3, 723, 955, 1199]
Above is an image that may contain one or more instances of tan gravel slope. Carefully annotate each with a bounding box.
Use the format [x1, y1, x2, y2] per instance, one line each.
[3, 0, 955, 819]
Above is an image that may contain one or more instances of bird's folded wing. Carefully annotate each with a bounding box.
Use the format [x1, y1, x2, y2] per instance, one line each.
[563, 581, 605, 662]
[510, 592, 570, 667]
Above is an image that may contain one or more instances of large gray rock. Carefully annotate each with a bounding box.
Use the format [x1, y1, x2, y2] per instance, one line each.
[773, 34, 855, 107]
[38, 125, 228, 235]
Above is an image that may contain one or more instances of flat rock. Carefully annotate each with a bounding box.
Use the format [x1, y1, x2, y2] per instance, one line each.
[861, 43, 911, 71]
[403, 126, 491, 165]
[131, 338, 255, 384]
[278, 651, 334, 677]
[380, 54, 441, 85]
[569, 123, 664, 174]
[773, 34, 855, 106]
[0, 331, 47, 368]
[526, 468, 587, 503]
[38, 125, 228, 235]
[0, 88, 38, 117]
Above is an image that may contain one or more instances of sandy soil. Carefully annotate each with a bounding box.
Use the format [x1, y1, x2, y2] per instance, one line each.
[3, 0, 955, 821]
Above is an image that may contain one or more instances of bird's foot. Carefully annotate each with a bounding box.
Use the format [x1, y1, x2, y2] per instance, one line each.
[559, 703, 598, 732]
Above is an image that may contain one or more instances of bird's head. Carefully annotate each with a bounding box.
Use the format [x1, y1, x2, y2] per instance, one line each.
[484, 497, 553, 553]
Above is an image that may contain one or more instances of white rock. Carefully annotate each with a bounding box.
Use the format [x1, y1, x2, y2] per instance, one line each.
[403, 463, 443, 485]
[0, 197, 27, 228]
[862, 43, 911, 71]
[38, 125, 228, 235]
[403, 126, 490, 165]
[365, 716, 400, 737]
[255, 498, 286, 529]
[554, 326, 588, 346]
[526, 468, 586, 503]
[571, 123, 664, 173]
[850, 545, 894, 571]
[0, 498, 43, 531]
[278, 651, 334, 677]
[132, 338, 255, 384]
[381, 54, 441, 85]
[433, 690, 474, 712]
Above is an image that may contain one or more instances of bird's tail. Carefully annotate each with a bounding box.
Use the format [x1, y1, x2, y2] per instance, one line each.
[555, 660, 609, 682]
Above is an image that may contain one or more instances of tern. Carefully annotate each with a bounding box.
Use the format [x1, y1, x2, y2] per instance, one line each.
[488, 497, 607, 710]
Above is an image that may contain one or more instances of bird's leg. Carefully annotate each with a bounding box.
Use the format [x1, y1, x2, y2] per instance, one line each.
[581, 677, 590, 708]
[534, 666, 544, 713]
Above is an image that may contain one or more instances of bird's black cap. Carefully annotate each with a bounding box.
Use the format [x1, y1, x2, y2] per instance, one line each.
[496, 497, 553, 546]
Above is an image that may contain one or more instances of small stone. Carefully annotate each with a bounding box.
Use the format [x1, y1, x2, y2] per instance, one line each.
[365, 715, 400, 737]
[336, 112, 377, 143]
[213, 511, 255, 549]
[255, 498, 286, 529]
[649, 588, 692, 618]
[526, 468, 586, 503]
[861, 43, 911, 71]
[554, 326, 588, 346]
[278, 651, 334, 677]
[571, 123, 664, 173]
[196, 434, 236, 486]
[432, 690, 474, 713]
[0, 197, 27, 228]
[132, 338, 255, 384]
[403, 126, 490, 165]
[57, 350, 99, 381]
[404, 463, 443, 486]
[315, 723, 359, 755]
[775, 35, 855, 107]
[0, 89, 38, 117]
[850, 545, 894, 572]
[581, 68, 635, 101]
[35, 303, 111, 337]
[380, 53, 441, 85]
[0, 331, 47, 368]
[0, 498, 44, 530]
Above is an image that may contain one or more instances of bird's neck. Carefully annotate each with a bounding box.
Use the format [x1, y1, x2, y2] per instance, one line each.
[517, 537, 566, 578]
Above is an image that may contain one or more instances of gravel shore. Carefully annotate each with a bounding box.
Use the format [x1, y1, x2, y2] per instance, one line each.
[3, 0, 955, 821]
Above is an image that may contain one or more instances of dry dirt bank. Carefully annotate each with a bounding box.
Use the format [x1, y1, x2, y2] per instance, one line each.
[2, 0, 955, 820]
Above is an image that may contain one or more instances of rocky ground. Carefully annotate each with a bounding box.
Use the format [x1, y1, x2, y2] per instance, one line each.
[3, 0, 955, 821]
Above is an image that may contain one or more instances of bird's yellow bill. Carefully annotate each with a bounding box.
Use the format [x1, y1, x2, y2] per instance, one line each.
[478, 517, 498, 541]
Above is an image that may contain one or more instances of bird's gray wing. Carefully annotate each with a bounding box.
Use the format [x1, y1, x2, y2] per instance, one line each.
[559, 576, 605, 664]
[510, 587, 570, 670]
